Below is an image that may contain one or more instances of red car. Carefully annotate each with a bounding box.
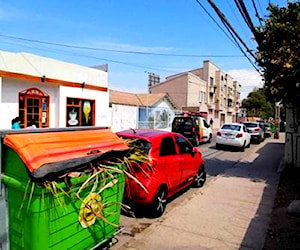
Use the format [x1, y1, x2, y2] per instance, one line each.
[117, 129, 206, 217]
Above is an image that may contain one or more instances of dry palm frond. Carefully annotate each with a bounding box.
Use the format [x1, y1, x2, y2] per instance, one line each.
[78, 192, 103, 228]
[43, 180, 69, 211]
[18, 179, 31, 217]
[97, 179, 118, 194]
[123, 170, 148, 194]
[78, 192, 119, 228]
[27, 182, 36, 212]
[34, 137, 152, 229]
[76, 169, 103, 197]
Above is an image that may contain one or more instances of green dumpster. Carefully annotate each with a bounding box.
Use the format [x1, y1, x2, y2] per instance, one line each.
[0, 128, 128, 250]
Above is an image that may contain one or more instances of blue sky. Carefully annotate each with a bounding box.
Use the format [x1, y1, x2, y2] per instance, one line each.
[0, 0, 289, 99]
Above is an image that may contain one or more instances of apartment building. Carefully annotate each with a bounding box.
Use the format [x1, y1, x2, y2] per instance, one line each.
[149, 60, 241, 129]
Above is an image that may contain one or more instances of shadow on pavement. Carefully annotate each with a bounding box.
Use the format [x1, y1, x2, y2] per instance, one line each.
[200, 141, 284, 249]
[218, 142, 284, 249]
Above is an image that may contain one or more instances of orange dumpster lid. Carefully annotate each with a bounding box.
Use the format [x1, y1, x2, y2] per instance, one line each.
[3, 129, 128, 178]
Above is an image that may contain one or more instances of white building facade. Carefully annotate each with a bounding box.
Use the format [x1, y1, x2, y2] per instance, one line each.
[0, 50, 110, 129]
[109, 90, 177, 132]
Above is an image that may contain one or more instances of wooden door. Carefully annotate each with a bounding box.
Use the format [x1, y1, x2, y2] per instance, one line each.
[25, 97, 41, 128]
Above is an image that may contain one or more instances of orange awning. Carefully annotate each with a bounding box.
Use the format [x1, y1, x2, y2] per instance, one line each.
[4, 129, 128, 178]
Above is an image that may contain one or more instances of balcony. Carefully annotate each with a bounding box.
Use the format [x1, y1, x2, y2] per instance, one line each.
[227, 105, 234, 113]
[209, 85, 217, 95]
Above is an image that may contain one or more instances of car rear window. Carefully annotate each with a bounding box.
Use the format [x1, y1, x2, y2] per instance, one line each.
[243, 123, 258, 128]
[118, 137, 151, 155]
[221, 124, 241, 131]
[172, 117, 193, 127]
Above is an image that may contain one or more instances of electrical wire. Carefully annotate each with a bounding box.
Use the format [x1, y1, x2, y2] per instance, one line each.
[0, 34, 242, 58]
[255, 0, 265, 18]
[234, 0, 258, 38]
[0, 38, 182, 73]
[194, 0, 241, 50]
[225, 0, 255, 49]
[251, 0, 263, 26]
[204, 0, 260, 73]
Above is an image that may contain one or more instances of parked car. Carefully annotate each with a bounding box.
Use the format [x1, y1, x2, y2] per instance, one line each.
[117, 129, 206, 217]
[171, 113, 212, 146]
[216, 123, 251, 151]
[264, 123, 272, 137]
[243, 122, 265, 143]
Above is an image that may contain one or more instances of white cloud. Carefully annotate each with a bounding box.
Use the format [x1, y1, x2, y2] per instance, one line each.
[227, 68, 263, 99]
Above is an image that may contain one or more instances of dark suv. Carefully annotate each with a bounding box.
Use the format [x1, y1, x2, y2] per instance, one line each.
[172, 114, 212, 146]
[172, 116, 199, 146]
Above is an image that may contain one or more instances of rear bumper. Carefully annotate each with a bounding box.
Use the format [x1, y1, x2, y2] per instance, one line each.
[123, 177, 156, 205]
[250, 134, 261, 140]
[216, 137, 244, 147]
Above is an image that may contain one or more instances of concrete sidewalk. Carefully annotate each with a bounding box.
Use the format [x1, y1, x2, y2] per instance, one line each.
[115, 135, 285, 250]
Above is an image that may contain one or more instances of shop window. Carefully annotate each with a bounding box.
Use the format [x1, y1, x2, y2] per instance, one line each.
[19, 88, 49, 128]
[66, 98, 95, 127]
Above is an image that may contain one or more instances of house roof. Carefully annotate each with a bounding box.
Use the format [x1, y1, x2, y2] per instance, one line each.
[110, 90, 177, 109]
[0, 50, 107, 89]
[110, 90, 141, 106]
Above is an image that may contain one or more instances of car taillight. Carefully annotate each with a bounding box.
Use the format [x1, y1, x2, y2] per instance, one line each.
[236, 133, 243, 138]
[216, 132, 221, 136]
[254, 128, 260, 132]
[192, 127, 195, 133]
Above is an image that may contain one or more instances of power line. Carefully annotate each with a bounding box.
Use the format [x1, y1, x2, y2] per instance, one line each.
[0, 34, 242, 58]
[251, 0, 263, 26]
[205, 0, 260, 73]
[0, 38, 179, 73]
[225, 0, 255, 48]
[234, 0, 259, 38]
[194, 0, 241, 50]
[255, 0, 265, 18]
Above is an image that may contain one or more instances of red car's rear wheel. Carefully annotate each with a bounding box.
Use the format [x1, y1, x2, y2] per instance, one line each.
[150, 186, 168, 217]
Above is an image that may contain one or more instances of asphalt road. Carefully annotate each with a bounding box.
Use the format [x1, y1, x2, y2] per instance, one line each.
[110, 134, 273, 249]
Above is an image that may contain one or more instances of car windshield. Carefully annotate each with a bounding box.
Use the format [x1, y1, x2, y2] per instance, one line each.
[119, 137, 151, 155]
[243, 123, 258, 128]
[221, 124, 241, 131]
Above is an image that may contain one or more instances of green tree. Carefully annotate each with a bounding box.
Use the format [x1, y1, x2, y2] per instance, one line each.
[256, 2, 300, 103]
[242, 88, 275, 119]
[255, 2, 300, 168]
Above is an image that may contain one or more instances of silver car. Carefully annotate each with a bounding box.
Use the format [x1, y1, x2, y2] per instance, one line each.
[243, 122, 265, 143]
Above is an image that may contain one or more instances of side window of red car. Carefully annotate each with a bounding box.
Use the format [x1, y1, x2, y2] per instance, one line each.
[159, 137, 177, 156]
[176, 136, 193, 154]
